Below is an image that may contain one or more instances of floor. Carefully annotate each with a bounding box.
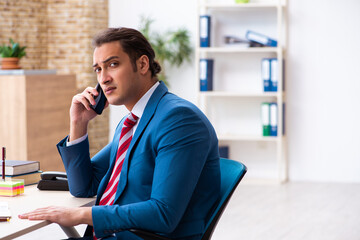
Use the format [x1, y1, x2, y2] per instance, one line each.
[15, 182, 360, 240]
[212, 182, 360, 240]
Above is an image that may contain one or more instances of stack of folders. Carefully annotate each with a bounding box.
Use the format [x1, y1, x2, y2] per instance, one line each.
[261, 102, 278, 137]
[0, 160, 41, 186]
[262, 58, 278, 92]
[200, 59, 214, 91]
[199, 15, 211, 47]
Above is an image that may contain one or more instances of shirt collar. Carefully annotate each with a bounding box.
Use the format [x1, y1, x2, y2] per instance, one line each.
[130, 81, 160, 120]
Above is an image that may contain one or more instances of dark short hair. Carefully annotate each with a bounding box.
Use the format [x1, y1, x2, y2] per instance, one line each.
[92, 27, 161, 78]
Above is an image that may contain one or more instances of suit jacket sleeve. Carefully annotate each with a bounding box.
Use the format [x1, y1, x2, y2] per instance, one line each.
[57, 136, 112, 197]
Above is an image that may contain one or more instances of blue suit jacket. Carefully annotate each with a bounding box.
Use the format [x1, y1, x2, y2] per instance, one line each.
[57, 82, 220, 240]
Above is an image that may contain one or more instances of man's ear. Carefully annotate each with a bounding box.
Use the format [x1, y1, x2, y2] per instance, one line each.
[138, 55, 150, 75]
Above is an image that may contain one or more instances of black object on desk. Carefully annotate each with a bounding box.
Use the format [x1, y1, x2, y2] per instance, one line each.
[37, 171, 69, 191]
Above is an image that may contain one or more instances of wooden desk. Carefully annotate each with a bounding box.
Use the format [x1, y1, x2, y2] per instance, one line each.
[0, 185, 95, 240]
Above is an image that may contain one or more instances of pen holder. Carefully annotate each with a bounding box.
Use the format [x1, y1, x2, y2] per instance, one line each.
[0, 179, 24, 197]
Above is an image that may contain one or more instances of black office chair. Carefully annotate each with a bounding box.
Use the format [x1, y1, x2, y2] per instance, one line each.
[129, 158, 247, 240]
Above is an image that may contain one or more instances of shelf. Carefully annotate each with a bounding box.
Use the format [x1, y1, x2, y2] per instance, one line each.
[201, 2, 285, 9]
[200, 91, 280, 98]
[218, 134, 279, 142]
[198, 47, 281, 53]
[197, 0, 287, 182]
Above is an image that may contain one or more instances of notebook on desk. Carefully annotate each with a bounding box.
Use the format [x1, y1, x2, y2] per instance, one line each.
[0, 202, 11, 222]
[0, 160, 40, 176]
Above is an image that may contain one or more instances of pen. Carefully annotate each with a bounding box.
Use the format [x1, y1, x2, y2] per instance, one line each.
[2, 147, 5, 181]
[0, 217, 11, 222]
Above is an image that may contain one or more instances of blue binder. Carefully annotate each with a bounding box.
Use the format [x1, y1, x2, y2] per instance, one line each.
[200, 59, 214, 91]
[270, 58, 278, 92]
[219, 146, 229, 158]
[262, 58, 271, 92]
[245, 30, 277, 47]
[200, 15, 211, 47]
[270, 103, 278, 136]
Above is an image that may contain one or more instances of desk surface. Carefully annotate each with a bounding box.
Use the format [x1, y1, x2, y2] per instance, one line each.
[0, 185, 95, 240]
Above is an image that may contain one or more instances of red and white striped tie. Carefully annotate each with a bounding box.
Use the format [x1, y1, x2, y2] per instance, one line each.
[93, 113, 139, 239]
[99, 112, 139, 205]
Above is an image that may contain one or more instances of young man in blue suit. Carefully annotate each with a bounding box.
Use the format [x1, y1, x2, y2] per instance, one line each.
[20, 27, 220, 240]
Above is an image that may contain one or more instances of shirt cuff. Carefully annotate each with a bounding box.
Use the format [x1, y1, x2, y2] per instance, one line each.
[66, 133, 88, 147]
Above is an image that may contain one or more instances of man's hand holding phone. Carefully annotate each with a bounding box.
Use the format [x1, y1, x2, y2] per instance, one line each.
[90, 83, 107, 115]
[69, 83, 108, 141]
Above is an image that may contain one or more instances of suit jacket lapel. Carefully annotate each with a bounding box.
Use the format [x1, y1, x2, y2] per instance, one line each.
[114, 81, 168, 202]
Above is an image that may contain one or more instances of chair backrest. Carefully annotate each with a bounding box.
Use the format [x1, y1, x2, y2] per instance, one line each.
[201, 158, 247, 240]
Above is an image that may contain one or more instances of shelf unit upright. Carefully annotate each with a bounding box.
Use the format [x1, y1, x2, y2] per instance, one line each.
[196, 0, 287, 183]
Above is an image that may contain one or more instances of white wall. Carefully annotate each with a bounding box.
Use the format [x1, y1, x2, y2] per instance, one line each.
[287, 0, 360, 182]
[108, 0, 360, 182]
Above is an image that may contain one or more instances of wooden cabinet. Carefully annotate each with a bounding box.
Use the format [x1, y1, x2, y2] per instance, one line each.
[0, 72, 76, 171]
[196, 0, 287, 182]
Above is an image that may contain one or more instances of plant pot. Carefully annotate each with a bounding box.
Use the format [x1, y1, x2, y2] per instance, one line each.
[0, 57, 21, 70]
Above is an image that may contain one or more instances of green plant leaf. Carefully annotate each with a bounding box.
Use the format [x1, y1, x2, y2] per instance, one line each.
[12, 43, 20, 57]
[0, 38, 27, 58]
[18, 46, 27, 58]
[4, 47, 12, 57]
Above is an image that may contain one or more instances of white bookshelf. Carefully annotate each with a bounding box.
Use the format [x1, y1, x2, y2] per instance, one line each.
[198, 47, 279, 53]
[199, 91, 280, 97]
[196, 0, 287, 182]
[218, 134, 279, 142]
[201, 2, 285, 9]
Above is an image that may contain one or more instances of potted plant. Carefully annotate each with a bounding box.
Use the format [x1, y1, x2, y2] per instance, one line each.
[139, 17, 192, 86]
[0, 38, 27, 70]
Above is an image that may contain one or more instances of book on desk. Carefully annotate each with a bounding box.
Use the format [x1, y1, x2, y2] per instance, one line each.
[0, 160, 39, 175]
[1, 171, 42, 186]
[0, 160, 41, 185]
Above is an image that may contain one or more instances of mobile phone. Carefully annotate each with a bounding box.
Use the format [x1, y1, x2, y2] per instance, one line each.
[90, 83, 107, 115]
